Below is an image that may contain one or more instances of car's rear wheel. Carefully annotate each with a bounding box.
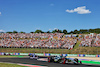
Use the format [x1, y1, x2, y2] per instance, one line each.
[80, 61, 82, 64]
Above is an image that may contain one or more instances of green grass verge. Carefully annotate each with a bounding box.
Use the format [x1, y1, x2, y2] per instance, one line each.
[72, 47, 100, 54]
[0, 48, 72, 54]
[0, 63, 27, 67]
[1, 47, 100, 54]
[81, 60, 100, 65]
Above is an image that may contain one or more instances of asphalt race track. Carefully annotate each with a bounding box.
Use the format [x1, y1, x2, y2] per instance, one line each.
[0, 57, 100, 67]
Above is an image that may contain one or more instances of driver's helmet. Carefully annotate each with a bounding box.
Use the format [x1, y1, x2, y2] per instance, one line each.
[60, 54, 63, 58]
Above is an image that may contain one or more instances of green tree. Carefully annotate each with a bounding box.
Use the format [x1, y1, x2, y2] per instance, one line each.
[52, 29, 62, 33]
[93, 28, 100, 33]
[58, 29, 62, 33]
[19, 31, 25, 33]
[30, 32, 34, 33]
[63, 29, 67, 34]
[0, 32, 4, 33]
[47, 31, 50, 33]
[35, 30, 43, 33]
[52, 30, 57, 33]
[79, 29, 88, 34]
[74, 29, 78, 34]
[69, 31, 74, 34]
[13, 30, 18, 33]
[6, 31, 12, 33]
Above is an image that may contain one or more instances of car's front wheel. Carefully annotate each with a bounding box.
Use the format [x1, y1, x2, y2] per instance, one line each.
[74, 58, 78, 63]
[80, 61, 82, 64]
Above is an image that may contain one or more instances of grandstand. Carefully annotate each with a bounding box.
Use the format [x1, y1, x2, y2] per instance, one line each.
[79, 33, 100, 47]
[0, 33, 100, 49]
[1, 32, 100, 54]
[0, 33, 77, 49]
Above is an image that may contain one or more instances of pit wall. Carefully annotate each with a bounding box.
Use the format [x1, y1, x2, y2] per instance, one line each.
[0, 52, 100, 57]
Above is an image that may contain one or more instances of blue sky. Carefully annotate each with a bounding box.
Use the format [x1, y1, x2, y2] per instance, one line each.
[0, 0, 100, 33]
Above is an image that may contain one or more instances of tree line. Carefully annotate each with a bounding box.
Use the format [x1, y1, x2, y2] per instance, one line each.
[3, 28, 100, 34]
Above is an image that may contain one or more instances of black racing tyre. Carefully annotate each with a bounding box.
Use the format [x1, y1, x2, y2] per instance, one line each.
[74, 58, 78, 63]
[51, 56, 54, 62]
[80, 61, 82, 64]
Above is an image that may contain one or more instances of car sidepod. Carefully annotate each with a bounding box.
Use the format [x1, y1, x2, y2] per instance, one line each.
[48, 57, 51, 62]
